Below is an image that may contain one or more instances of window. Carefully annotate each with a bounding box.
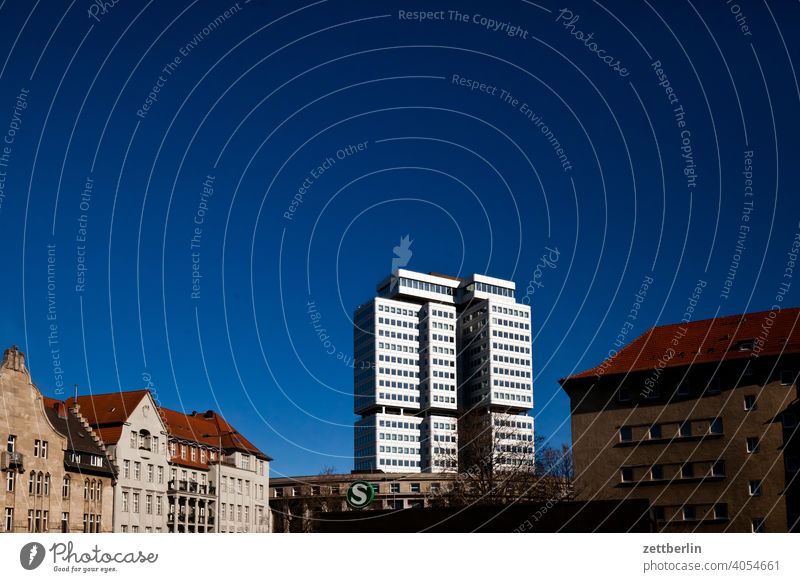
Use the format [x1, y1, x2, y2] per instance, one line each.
[200, 450, 206, 464]
[121, 492, 129, 512]
[649, 425, 662, 440]
[156, 496, 163, 516]
[619, 426, 633, 442]
[617, 388, 631, 402]
[620, 468, 634, 482]
[157, 466, 164, 484]
[190, 448, 196, 462]
[783, 413, 797, 429]
[651, 465, 663, 480]
[711, 460, 726, 477]
[746, 437, 759, 453]
[752, 517, 765, 533]
[410, 483, 421, 493]
[132, 493, 140, 513]
[749, 480, 762, 496]
[61, 512, 68, 533]
[130, 431, 137, 448]
[123, 460, 130, 479]
[714, 504, 728, 520]
[681, 464, 694, 479]
[737, 340, 754, 351]
[3, 508, 12, 532]
[180, 444, 186, 460]
[134, 462, 141, 480]
[679, 421, 692, 437]
[145, 495, 152, 514]
[683, 506, 696, 521]
[147, 464, 154, 483]
[390, 483, 401, 493]
[780, 370, 796, 386]
[6, 435, 15, 452]
[743, 395, 757, 411]
[710, 417, 723, 435]
[706, 378, 720, 394]
[43, 473, 50, 496]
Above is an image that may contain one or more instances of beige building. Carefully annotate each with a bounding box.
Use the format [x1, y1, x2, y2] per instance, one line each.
[1, 346, 114, 533]
[270, 472, 450, 532]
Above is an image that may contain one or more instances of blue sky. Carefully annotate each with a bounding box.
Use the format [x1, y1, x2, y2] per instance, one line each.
[0, 0, 798, 476]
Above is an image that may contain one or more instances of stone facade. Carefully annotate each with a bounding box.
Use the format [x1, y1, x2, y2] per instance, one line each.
[1, 346, 114, 533]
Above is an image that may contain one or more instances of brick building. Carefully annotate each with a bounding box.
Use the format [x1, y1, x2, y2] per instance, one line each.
[560, 309, 800, 532]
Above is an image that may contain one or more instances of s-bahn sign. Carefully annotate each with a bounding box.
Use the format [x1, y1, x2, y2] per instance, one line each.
[345, 481, 375, 509]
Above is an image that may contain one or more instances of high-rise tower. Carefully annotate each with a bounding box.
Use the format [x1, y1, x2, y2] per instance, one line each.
[353, 270, 534, 473]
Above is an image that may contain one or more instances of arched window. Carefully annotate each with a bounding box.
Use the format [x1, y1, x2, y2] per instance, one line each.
[35, 472, 43, 496]
[28, 471, 35, 494]
[84, 479, 89, 500]
[139, 430, 151, 451]
[62, 475, 70, 499]
[97, 480, 102, 501]
[43, 473, 50, 496]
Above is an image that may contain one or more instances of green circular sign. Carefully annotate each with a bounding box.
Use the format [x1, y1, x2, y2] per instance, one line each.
[346, 480, 375, 509]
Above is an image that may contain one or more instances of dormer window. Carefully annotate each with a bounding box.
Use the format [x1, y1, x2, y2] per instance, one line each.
[736, 340, 755, 351]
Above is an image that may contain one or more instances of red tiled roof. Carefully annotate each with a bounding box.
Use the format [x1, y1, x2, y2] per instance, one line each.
[561, 308, 800, 383]
[66, 390, 149, 443]
[158, 407, 271, 460]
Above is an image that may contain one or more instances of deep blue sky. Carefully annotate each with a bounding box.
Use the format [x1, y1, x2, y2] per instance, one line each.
[0, 0, 798, 477]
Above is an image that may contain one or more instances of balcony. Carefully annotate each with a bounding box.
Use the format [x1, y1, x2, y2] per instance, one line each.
[167, 480, 216, 496]
[1, 451, 23, 471]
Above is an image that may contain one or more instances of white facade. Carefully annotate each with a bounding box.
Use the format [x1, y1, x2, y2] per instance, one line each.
[213, 451, 270, 533]
[354, 270, 534, 473]
[106, 394, 170, 533]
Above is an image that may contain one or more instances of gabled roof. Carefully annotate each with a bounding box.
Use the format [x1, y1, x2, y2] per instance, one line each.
[561, 308, 800, 383]
[66, 390, 150, 446]
[41, 397, 115, 477]
[158, 407, 272, 461]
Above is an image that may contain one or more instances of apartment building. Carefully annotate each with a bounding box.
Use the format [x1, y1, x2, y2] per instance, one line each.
[560, 308, 800, 532]
[1, 346, 114, 533]
[353, 270, 534, 474]
[160, 408, 271, 533]
[69, 390, 170, 533]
